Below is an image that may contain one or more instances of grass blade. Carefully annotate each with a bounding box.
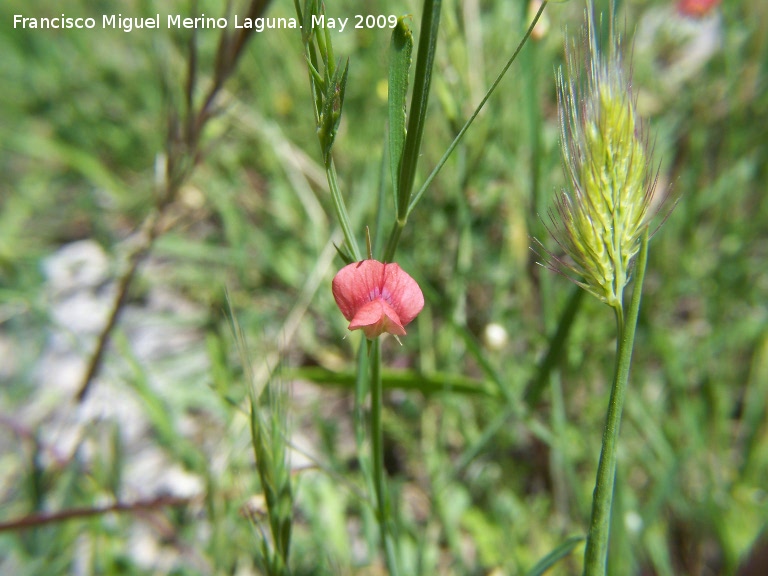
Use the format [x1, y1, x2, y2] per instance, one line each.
[397, 0, 441, 220]
[388, 17, 413, 216]
[526, 535, 585, 576]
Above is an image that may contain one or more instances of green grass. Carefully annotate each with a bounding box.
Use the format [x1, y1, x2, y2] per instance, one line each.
[1, 0, 767, 574]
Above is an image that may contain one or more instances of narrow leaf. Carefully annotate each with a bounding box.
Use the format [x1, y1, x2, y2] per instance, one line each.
[526, 535, 585, 576]
[397, 0, 442, 219]
[407, 0, 549, 215]
[333, 242, 355, 265]
[287, 366, 497, 397]
[320, 58, 349, 162]
[524, 287, 584, 407]
[388, 17, 413, 214]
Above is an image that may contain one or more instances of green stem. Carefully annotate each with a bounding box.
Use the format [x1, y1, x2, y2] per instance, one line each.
[369, 338, 399, 575]
[583, 227, 649, 576]
[384, 1, 549, 262]
[383, 218, 404, 263]
[523, 287, 584, 407]
[326, 158, 361, 261]
[406, 0, 548, 216]
[396, 0, 442, 220]
[383, 0, 442, 263]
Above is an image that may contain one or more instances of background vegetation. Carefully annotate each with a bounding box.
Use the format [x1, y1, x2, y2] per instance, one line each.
[1, 0, 766, 574]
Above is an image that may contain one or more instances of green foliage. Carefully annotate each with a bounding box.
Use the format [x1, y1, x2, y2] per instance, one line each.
[388, 16, 413, 217]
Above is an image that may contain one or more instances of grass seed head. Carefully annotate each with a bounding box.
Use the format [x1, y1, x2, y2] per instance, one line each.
[546, 9, 658, 311]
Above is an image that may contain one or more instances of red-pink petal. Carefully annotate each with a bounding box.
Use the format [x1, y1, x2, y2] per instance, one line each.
[349, 299, 406, 339]
[332, 260, 387, 321]
[381, 263, 424, 326]
[677, 0, 721, 17]
[331, 259, 424, 338]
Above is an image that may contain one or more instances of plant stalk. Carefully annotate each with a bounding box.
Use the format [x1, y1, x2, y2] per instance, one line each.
[369, 338, 399, 575]
[405, 0, 548, 216]
[326, 158, 361, 262]
[583, 227, 649, 576]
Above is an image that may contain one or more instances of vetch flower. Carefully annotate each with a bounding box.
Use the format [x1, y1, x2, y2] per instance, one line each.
[677, 0, 721, 18]
[332, 259, 424, 339]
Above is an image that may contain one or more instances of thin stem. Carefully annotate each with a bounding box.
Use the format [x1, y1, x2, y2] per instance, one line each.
[75, 0, 271, 402]
[523, 287, 584, 407]
[369, 338, 399, 575]
[396, 0, 442, 220]
[583, 227, 649, 576]
[0, 495, 190, 532]
[405, 0, 548, 216]
[76, 208, 163, 402]
[382, 1, 549, 262]
[326, 159, 361, 261]
[383, 218, 404, 263]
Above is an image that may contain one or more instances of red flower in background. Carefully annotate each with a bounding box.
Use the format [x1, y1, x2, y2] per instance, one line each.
[677, 0, 721, 18]
[332, 260, 424, 339]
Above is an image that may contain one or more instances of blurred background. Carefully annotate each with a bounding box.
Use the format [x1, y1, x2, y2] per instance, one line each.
[1, 0, 766, 574]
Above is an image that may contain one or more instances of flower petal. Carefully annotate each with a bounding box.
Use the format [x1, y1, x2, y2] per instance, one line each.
[332, 260, 386, 321]
[349, 299, 406, 339]
[381, 263, 424, 326]
[332, 259, 424, 339]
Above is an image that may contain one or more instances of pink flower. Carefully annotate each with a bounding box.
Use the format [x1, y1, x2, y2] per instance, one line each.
[677, 0, 721, 18]
[332, 260, 424, 339]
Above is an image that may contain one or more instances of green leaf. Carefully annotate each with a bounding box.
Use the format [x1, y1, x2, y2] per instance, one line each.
[388, 17, 413, 215]
[406, 0, 550, 215]
[526, 535, 585, 576]
[287, 366, 498, 397]
[524, 287, 584, 408]
[397, 0, 442, 220]
[333, 242, 355, 265]
[319, 58, 349, 162]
